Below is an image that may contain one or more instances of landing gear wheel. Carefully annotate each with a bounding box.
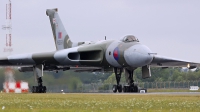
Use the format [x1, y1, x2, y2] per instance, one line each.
[133, 86, 138, 92]
[117, 85, 122, 93]
[113, 85, 117, 93]
[42, 86, 47, 93]
[123, 85, 139, 93]
[130, 85, 134, 92]
[123, 85, 130, 92]
[36, 86, 39, 93]
[32, 77, 47, 93]
[32, 86, 36, 93]
[32, 86, 46, 93]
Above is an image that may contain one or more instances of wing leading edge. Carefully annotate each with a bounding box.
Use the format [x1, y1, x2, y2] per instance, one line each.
[150, 55, 199, 69]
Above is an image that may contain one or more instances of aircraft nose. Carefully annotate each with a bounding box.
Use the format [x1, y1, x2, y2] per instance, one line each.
[124, 44, 153, 67]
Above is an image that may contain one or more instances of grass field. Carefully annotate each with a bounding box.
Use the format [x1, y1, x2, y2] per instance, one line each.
[0, 93, 200, 112]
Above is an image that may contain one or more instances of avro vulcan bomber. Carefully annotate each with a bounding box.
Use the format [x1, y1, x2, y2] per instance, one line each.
[0, 8, 199, 93]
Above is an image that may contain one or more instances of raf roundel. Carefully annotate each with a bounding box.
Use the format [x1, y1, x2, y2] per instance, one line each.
[113, 47, 119, 61]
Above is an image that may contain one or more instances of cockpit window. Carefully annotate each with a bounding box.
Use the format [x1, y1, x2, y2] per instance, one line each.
[120, 35, 139, 42]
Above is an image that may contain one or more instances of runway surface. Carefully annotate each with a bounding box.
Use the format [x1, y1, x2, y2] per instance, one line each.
[146, 92, 200, 95]
[73, 92, 200, 95]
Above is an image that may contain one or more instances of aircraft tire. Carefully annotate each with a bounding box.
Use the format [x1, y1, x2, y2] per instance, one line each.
[130, 86, 134, 92]
[145, 89, 147, 93]
[32, 86, 46, 93]
[117, 85, 122, 93]
[32, 86, 36, 93]
[42, 86, 47, 93]
[113, 85, 117, 93]
[133, 86, 138, 92]
[36, 86, 39, 93]
[123, 85, 130, 93]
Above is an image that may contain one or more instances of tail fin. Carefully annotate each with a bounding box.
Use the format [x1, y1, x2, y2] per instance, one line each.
[46, 8, 72, 50]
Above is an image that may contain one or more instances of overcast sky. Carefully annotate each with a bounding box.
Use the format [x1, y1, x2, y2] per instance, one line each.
[0, 0, 200, 62]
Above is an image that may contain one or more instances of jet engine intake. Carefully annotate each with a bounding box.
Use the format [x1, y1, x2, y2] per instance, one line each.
[68, 50, 102, 61]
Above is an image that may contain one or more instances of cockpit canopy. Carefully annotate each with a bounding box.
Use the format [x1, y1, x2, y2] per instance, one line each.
[120, 35, 139, 42]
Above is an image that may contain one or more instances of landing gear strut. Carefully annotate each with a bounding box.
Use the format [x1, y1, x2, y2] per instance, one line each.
[32, 77, 46, 93]
[112, 68, 123, 93]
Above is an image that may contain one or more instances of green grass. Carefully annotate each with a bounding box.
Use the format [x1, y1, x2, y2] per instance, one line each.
[0, 93, 200, 112]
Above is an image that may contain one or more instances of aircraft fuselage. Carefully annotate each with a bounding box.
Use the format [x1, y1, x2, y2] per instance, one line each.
[0, 40, 153, 69]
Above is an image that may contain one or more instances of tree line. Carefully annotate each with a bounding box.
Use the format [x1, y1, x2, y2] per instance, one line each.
[104, 68, 200, 84]
[0, 67, 200, 91]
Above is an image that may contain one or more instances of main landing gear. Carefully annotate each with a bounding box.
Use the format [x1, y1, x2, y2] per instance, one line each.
[112, 68, 139, 93]
[32, 77, 46, 93]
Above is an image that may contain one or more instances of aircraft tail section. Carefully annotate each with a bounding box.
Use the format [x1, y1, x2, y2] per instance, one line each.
[46, 8, 72, 50]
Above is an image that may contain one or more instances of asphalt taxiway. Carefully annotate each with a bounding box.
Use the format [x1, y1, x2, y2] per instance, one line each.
[73, 92, 200, 95]
[146, 92, 200, 95]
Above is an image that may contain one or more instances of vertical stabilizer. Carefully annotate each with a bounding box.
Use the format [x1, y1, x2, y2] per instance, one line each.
[46, 8, 72, 50]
